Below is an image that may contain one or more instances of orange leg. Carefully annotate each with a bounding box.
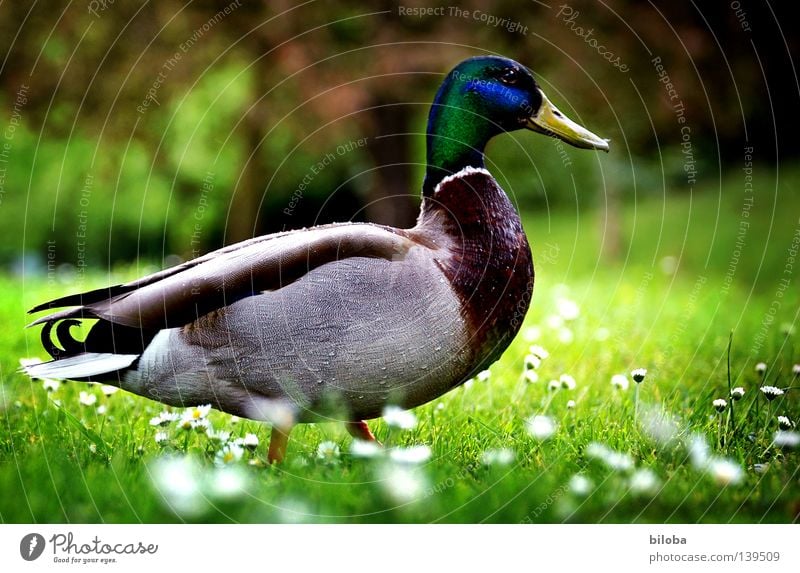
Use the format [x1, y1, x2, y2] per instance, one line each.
[346, 420, 380, 444]
[268, 425, 293, 463]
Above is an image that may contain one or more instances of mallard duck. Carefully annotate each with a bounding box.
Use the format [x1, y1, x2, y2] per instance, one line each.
[24, 56, 608, 462]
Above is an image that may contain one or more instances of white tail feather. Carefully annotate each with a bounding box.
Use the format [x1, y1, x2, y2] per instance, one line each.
[23, 353, 139, 380]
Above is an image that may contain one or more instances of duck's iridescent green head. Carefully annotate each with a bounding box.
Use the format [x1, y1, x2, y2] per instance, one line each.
[424, 56, 609, 195]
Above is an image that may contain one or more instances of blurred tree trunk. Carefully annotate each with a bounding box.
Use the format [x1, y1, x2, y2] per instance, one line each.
[362, 99, 418, 228]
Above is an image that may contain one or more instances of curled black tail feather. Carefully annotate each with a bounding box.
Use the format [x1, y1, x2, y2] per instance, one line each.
[40, 319, 85, 359]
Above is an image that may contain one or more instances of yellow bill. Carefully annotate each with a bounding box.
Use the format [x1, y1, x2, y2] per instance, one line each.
[526, 89, 610, 152]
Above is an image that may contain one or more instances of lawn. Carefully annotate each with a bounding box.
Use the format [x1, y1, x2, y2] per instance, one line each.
[0, 168, 798, 523]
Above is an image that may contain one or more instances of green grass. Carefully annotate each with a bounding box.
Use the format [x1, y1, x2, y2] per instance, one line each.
[1, 169, 798, 523]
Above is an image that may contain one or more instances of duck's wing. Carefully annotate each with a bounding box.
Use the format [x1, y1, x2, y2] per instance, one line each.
[29, 223, 415, 330]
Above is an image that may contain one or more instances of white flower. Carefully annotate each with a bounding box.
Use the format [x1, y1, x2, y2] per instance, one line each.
[209, 467, 249, 500]
[773, 431, 799, 449]
[629, 468, 661, 495]
[687, 434, 710, 469]
[546, 314, 564, 329]
[100, 385, 119, 396]
[481, 448, 515, 466]
[559, 374, 576, 390]
[548, 379, 560, 392]
[777, 416, 794, 431]
[317, 441, 340, 461]
[755, 362, 767, 375]
[206, 429, 231, 444]
[523, 370, 539, 384]
[150, 456, 205, 516]
[557, 327, 574, 344]
[566, 399, 576, 409]
[191, 418, 210, 432]
[528, 345, 549, 360]
[713, 398, 727, 412]
[708, 457, 743, 486]
[186, 404, 212, 420]
[611, 374, 629, 391]
[524, 354, 542, 370]
[42, 379, 61, 392]
[389, 445, 432, 465]
[730, 387, 745, 400]
[760, 386, 784, 401]
[631, 368, 647, 383]
[350, 439, 382, 459]
[526, 415, 556, 441]
[382, 406, 417, 430]
[477, 370, 491, 382]
[149, 411, 179, 426]
[242, 433, 259, 450]
[154, 431, 168, 445]
[380, 465, 426, 503]
[436, 403, 445, 411]
[585, 442, 634, 472]
[78, 391, 97, 406]
[214, 443, 244, 466]
[522, 326, 541, 341]
[793, 364, 800, 376]
[568, 474, 593, 496]
[556, 298, 580, 320]
[96, 405, 107, 415]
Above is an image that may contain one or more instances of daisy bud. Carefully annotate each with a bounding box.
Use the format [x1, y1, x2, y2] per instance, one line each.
[713, 399, 727, 413]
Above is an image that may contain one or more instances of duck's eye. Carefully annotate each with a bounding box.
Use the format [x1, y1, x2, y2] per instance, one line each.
[500, 68, 519, 85]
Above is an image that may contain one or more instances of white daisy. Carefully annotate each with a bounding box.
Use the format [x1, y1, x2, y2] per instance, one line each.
[568, 474, 593, 496]
[585, 442, 634, 472]
[755, 362, 767, 375]
[611, 374, 629, 391]
[522, 326, 541, 342]
[631, 368, 647, 383]
[730, 387, 745, 400]
[96, 405, 107, 415]
[382, 405, 417, 430]
[389, 445, 432, 465]
[317, 441, 340, 461]
[760, 386, 784, 401]
[526, 415, 556, 441]
[477, 370, 491, 382]
[350, 439, 382, 459]
[186, 404, 212, 420]
[78, 391, 97, 406]
[566, 399, 576, 409]
[773, 431, 799, 449]
[380, 465, 426, 503]
[548, 379, 560, 392]
[712, 398, 727, 412]
[557, 327, 574, 344]
[559, 374, 576, 390]
[707, 457, 743, 486]
[100, 385, 119, 396]
[793, 364, 800, 376]
[42, 379, 61, 392]
[629, 468, 661, 495]
[242, 433, 259, 450]
[524, 354, 542, 370]
[154, 431, 169, 445]
[556, 298, 580, 320]
[523, 370, 539, 384]
[206, 429, 231, 444]
[481, 448, 515, 466]
[149, 411, 179, 426]
[214, 443, 244, 466]
[777, 416, 794, 431]
[546, 314, 564, 329]
[528, 345, 549, 360]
